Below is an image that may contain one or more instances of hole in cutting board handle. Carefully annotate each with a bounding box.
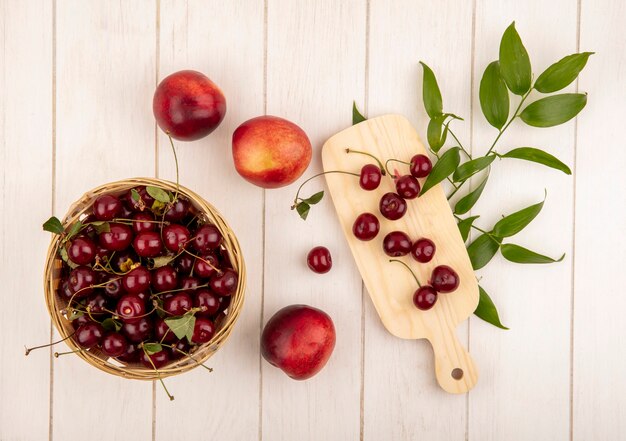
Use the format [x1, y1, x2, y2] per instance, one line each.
[451, 368, 464, 380]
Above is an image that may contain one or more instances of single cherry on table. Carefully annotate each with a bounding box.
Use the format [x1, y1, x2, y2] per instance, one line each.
[307, 246, 333, 274]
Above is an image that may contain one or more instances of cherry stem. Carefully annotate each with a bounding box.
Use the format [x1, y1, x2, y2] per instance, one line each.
[292, 171, 359, 208]
[161, 343, 214, 373]
[384, 158, 409, 176]
[345, 148, 387, 175]
[181, 248, 222, 275]
[142, 346, 174, 401]
[150, 283, 210, 297]
[25, 331, 76, 356]
[54, 349, 83, 358]
[388, 259, 422, 288]
[166, 132, 180, 204]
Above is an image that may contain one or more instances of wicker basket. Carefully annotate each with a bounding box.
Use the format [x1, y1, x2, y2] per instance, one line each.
[43, 178, 246, 380]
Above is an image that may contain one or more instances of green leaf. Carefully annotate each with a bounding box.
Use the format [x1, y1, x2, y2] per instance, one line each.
[452, 155, 495, 182]
[143, 342, 163, 355]
[501, 147, 571, 174]
[501, 243, 565, 264]
[165, 314, 197, 343]
[303, 191, 324, 205]
[152, 255, 175, 269]
[535, 52, 594, 93]
[474, 286, 509, 330]
[479, 61, 510, 129]
[467, 233, 501, 270]
[499, 22, 532, 95]
[43, 216, 64, 234]
[520, 93, 587, 127]
[457, 215, 480, 242]
[65, 221, 83, 241]
[131, 188, 141, 202]
[67, 309, 84, 321]
[296, 202, 310, 220]
[151, 199, 167, 215]
[420, 61, 443, 118]
[352, 101, 366, 125]
[420, 147, 460, 196]
[101, 318, 122, 332]
[59, 246, 78, 269]
[492, 196, 545, 238]
[454, 174, 489, 215]
[427, 114, 448, 152]
[91, 221, 111, 234]
[146, 186, 171, 203]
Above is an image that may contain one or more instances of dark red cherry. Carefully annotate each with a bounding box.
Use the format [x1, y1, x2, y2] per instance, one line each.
[352, 212, 380, 241]
[192, 224, 222, 253]
[122, 266, 151, 295]
[307, 246, 332, 274]
[359, 164, 382, 190]
[169, 339, 190, 360]
[379, 192, 407, 220]
[133, 231, 162, 258]
[121, 318, 152, 343]
[58, 278, 74, 300]
[119, 203, 134, 219]
[194, 289, 220, 317]
[164, 198, 190, 222]
[141, 350, 170, 369]
[175, 254, 194, 275]
[193, 253, 219, 278]
[116, 294, 146, 323]
[395, 175, 420, 199]
[163, 292, 193, 316]
[116, 342, 141, 363]
[74, 322, 104, 348]
[192, 317, 215, 344]
[68, 266, 96, 298]
[217, 295, 231, 314]
[67, 235, 96, 265]
[71, 314, 92, 331]
[209, 269, 238, 296]
[382, 231, 412, 257]
[151, 266, 178, 292]
[430, 265, 460, 293]
[93, 194, 122, 221]
[411, 238, 436, 263]
[179, 276, 201, 292]
[99, 223, 133, 251]
[154, 318, 177, 343]
[163, 224, 190, 252]
[132, 212, 156, 233]
[410, 154, 433, 178]
[85, 293, 110, 315]
[101, 332, 129, 357]
[103, 276, 125, 299]
[413, 285, 438, 310]
[125, 186, 155, 211]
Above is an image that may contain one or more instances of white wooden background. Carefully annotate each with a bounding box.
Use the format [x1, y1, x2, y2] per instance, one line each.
[1, 1, 624, 440]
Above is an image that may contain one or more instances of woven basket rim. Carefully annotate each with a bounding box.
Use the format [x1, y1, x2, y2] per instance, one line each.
[44, 177, 246, 380]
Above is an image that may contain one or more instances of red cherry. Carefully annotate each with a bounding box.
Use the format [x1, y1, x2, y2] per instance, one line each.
[67, 235, 96, 265]
[163, 292, 193, 316]
[179, 276, 201, 292]
[395, 175, 420, 199]
[192, 224, 223, 253]
[101, 332, 128, 357]
[209, 269, 238, 296]
[141, 350, 170, 369]
[75, 322, 104, 348]
[131, 212, 156, 233]
[382, 231, 412, 257]
[411, 238, 436, 263]
[413, 285, 438, 310]
[121, 318, 153, 343]
[155, 318, 177, 343]
[379, 192, 407, 220]
[124, 186, 154, 212]
[151, 266, 178, 292]
[133, 231, 163, 258]
[192, 317, 215, 344]
[93, 194, 122, 221]
[359, 164, 382, 190]
[68, 266, 96, 298]
[99, 223, 133, 251]
[122, 266, 151, 294]
[164, 198, 190, 222]
[307, 246, 332, 274]
[103, 276, 125, 298]
[116, 342, 141, 363]
[352, 213, 380, 241]
[116, 294, 146, 323]
[410, 154, 432, 178]
[194, 289, 220, 317]
[175, 254, 194, 275]
[430, 265, 459, 293]
[193, 253, 219, 278]
[163, 224, 190, 252]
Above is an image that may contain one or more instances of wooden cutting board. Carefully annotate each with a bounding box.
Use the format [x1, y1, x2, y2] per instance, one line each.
[321, 114, 479, 393]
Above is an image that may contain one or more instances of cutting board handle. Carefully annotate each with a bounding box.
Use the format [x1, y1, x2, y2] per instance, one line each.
[427, 324, 478, 394]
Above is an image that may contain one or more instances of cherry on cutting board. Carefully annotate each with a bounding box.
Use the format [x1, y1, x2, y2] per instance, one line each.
[395, 175, 420, 200]
[383, 231, 412, 257]
[352, 213, 380, 241]
[413, 286, 438, 310]
[409, 154, 432, 178]
[430, 265, 460, 293]
[379, 192, 407, 220]
[411, 238, 436, 263]
[307, 246, 332, 274]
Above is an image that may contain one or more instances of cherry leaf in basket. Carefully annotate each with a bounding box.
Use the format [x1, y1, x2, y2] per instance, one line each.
[165, 314, 196, 344]
[43, 216, 64, 235]
[152, 255, 175, 269]
[65, 221, 83, 242]
[143, 342, 163, 355]
[500, 243, 565, 264]
[90, 221, 111, 234]
[101, 317, 123, 332]
[352, 101, 366, 125]
[146, 186, 171, 204]
[474, 285, 508, 330]
[58, 247, 78, 269]
[131, 188, 141, 202]
[67, 309, 84, 321]
[151, 199, 168, 215]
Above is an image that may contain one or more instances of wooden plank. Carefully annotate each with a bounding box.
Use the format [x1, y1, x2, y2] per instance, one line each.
[154, 1, 264, 438]
[53, 1, 156, 439]
[322, 115, 478, 393]
[262, 1, 366, 439]
[364, 0, 473, 438]
[0, 1, 53, 439]
[573, 1, 626, 439]
[469, 2, 577, 441]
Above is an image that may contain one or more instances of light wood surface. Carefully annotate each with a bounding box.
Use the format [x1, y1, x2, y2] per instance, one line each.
[1, 0, 625, 440]
[322, 115, 478, 393]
